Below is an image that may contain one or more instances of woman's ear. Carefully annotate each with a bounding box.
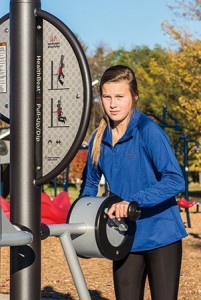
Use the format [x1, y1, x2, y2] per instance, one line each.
[132, 96, 138, 109]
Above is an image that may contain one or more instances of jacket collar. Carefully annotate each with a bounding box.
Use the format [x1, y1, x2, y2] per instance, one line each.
[102, 108, 141, 145]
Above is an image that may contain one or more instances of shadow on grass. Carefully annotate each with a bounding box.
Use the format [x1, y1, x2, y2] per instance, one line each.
[41, 286, 71, 299]
[41, 286, 110, 299]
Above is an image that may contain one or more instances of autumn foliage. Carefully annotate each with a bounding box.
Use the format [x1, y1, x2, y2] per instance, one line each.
[69, 149, 88, 183]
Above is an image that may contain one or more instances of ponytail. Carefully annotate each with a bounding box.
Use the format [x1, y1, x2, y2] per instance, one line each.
[91, 116, 108, 165]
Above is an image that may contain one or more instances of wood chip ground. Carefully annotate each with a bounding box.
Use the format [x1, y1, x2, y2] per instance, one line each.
[1, 208, 201, 299]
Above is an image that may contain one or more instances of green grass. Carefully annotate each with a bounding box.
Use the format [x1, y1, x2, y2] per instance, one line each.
[42, 184, 79, 203]
[189, 185, 201, 192]
[68, 186, 80, 202]
[188, 184, 201, 201]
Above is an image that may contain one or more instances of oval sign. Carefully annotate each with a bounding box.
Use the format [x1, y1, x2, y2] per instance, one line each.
[35, 10, 92, 185]
[0, 11, 92, 186]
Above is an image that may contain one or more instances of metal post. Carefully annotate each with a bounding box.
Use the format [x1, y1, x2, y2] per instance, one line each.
[64, 166, 69, 191]
[183, 135, 189, 200]
[54, 177, 57, 197]
[60, 232, 91, 300]
[10, 0, 41, 299]
[182, 134, 191, 228]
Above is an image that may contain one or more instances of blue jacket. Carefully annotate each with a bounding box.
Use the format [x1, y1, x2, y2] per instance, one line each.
[80, 109, 187, 251]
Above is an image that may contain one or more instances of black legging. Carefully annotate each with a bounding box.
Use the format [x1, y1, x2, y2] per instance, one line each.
[113, 240, 182, 300]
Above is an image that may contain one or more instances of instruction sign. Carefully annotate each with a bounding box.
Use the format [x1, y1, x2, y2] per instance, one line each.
[0, 15, 9, 123]
[0, 12, 92, 186]
[35, 11, 91, 185]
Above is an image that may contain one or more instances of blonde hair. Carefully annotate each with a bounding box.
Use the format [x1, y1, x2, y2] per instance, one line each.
[91, 65, 139, 166]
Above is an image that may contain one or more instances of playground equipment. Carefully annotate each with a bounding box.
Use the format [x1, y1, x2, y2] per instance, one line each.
[177, 198, 198, 209]
[67, 195, 140, 260]
[0, 1, 140, 299]
[40, 195, 140, 300]
[0, 191, 71, 224]
[0, 193, 140, 300]
[148, 106, 200, 228]
[0, 207, 33, 247]
[174, 134, 200, 227]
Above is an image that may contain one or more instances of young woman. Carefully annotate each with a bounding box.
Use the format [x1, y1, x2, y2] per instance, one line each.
[80, 65, 187, 300]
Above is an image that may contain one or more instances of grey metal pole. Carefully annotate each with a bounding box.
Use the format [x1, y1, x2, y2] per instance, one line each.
[60, 232, 91, 300]
[10, 0, 41, 299]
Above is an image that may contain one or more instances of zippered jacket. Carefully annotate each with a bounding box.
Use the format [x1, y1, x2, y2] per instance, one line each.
[80, 109, 187, 251]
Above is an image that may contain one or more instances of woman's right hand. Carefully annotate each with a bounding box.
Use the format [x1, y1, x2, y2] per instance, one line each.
[107, 201, 130, 220]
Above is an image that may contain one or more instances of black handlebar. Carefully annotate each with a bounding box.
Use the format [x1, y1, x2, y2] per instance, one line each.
[128, 201, 141, 221]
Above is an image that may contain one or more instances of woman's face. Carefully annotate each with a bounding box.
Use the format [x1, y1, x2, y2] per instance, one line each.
[101, 81, 136, 126]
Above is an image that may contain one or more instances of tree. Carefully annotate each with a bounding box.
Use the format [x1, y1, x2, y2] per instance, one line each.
[161, 0, 201, 174]
[168, 0, 201, 21]
[84, 3, 201, 175]
[86, 45, 112, 137]
[107, 46, 182, 118]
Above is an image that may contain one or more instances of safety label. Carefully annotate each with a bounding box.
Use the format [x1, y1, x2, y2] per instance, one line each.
[0, 42, 7, 93]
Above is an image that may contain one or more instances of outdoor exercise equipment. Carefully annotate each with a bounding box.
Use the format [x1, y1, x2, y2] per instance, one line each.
[0, 0, 92, 298]
[0, 207, 33, 247]
[41, 195, 140, 300]
[67, 195, 140, 260]
[0, 1, 140, 299]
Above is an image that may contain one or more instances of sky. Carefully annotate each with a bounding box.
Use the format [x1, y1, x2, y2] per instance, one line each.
[0, 0, 200, 53]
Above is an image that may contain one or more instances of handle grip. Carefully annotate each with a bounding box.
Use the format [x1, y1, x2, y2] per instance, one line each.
[104, 201, 141, 232]
[128, 201, 141, 221]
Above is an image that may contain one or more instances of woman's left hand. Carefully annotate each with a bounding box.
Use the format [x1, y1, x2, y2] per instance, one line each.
[107, 201, 129, 220]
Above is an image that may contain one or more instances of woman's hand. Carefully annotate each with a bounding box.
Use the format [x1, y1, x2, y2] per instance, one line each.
[107, 201, 129, 220]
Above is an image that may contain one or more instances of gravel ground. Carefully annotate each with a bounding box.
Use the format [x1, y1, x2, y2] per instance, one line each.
[0, 207, 201, 299]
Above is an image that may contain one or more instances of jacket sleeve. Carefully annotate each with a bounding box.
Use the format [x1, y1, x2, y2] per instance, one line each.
[128, 119, 185, 207]
[79, 135, 102, 197]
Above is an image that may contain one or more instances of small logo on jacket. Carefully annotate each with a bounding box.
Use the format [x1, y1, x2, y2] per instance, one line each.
[125, 152, 136, 160]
